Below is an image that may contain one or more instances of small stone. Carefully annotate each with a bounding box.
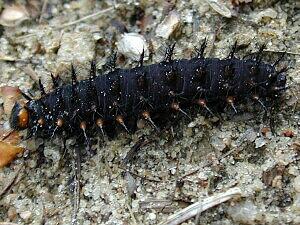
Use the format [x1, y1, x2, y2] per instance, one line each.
[211, 136, 226, 151]
[294, 176, 300, 193]
[55, 32, 95, 77]
[7, 207, 17, 221]
[294, 216, 300, 225]
[125, 171, 137, 198]
[244, 128, 257, 142]
[227, 200, 263, 224]
[288, 166, 299, 176]
[206, 0, 232, 18]
[117, 33, 149, 61]
[292, 193, 300, 212]
[271, 175, 282, 188]
[255, 137, 266, 148]
[0, 4, 29, 27]
[252, 8, 278, 24]
[188, 121, 197, 128]
[169, 167, 176, 175]
[156, 11, 181, 39]
[148, 212, 156, 220]
[19, 210, 32, 221]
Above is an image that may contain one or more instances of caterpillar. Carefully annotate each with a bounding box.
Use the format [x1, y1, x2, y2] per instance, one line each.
[9, 41, 287, 147]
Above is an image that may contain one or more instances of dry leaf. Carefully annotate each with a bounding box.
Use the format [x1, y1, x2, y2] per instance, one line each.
[0, 141, 24, 168]
[0, 129, 21, 145]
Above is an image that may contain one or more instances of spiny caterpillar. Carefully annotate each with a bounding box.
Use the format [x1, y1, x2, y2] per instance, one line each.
[9, 41, 287, 148]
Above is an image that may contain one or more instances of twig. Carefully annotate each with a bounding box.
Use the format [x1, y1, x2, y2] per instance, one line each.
[123, 136, 152, 164]
[0, 222, 19, 225]
[118, 166, 161, 183]
[55, 6, 117, 29]
[16, 5, 117, 40]
[126, 202, 138, 225]
[158, 187, 242, 225]
[39, 0, 49, 23]
[264, 49, 300, 56]
[0, 164, 24, 199]
[71, 145, 81, 225]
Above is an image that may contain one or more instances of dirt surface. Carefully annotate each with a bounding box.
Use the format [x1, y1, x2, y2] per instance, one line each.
[0, 0, 299, 224]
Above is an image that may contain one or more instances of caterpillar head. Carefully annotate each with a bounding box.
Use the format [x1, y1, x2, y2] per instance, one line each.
[10, 102, 29, 130]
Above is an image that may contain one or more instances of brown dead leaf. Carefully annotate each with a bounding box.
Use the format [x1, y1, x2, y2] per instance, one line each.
[0, 141, 24, 168]
[0, 128, 21, 145]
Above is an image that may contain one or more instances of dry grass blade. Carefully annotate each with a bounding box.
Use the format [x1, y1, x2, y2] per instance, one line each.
[39, 0, 48, 23]
[0, 222, 20, 225]
[158, 187, 242, 225]
[56, 6, 117, 29]
[264, 49, 300, 56]
[71, 145, 81, 225]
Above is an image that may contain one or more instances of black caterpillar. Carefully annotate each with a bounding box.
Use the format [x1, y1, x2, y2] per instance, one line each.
[9, 41, 287, 146]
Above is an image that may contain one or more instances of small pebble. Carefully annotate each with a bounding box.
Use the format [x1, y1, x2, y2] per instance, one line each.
[125, 171, 137, 197]
[117, 33, 149, 61]
[7, 207, 17, 221]
[0, 4, 29, 27]
[252, 8, 278, 23]
[255, 137, 266, 148]
[148, 212, 156, 220]
[55, 32, 95, 77]
[188, 121, 197, 128]
[244, 128, 257, 142]
[211, 136, 226, 151]
[227, 200, 263, 224]
[19, 211, 32, 221]
[294, 176, 300, 193]
[156, 11, 181, 39]
[206, 0, 232, 18]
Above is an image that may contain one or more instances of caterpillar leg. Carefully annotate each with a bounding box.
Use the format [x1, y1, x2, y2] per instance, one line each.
[164, 43, 176, 62]
[195, 38, 207, 59]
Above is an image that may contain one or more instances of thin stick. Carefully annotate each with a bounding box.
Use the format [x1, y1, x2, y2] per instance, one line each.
[16, 5, 117, 40]
[158, 187, 242, 225]
[0, 222, 19, 225]
[126, 202, 138, 225]
[71, 145, 81, 225]
[39, 0, 49, 23]
[118, 166, 161, 183]
[264, 49, 300, 56]
[56, 6, 117, 29]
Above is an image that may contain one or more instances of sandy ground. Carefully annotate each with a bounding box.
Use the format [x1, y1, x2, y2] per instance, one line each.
[0, 0, 299, 224]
